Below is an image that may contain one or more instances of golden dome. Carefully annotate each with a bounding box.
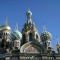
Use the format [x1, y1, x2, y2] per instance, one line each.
[0, 17, 11, 31]
[56, 44, 60, 50]
[0, 25, 11, 31]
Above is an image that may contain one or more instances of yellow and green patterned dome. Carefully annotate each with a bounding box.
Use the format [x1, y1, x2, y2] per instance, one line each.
[40, 31, 52, 41]
[56, 44, 60, 52]
[11, 30, 22, 40]
[56, 44, 60, 49]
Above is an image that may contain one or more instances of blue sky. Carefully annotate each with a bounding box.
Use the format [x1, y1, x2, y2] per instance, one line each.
[0, 0, 60, 52]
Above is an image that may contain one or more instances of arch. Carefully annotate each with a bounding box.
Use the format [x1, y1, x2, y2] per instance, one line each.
[20, 41, 45, 53]
[26, 30, 34, 35]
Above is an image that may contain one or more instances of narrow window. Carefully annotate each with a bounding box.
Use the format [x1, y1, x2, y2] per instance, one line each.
[29, 33, 32, 41]
[14, 41, 17, 47]
[6, 33, 7, 35]
[36, 34, 38, 40]
[17, 42, 20, 46]
[1, 40, 5, 48]
[0, 33, 2, 38]
[6, 42, 9, 49]
[22, 34, 26, 44]
[4, 33, 5, 35]
[45, 42, 47, 46]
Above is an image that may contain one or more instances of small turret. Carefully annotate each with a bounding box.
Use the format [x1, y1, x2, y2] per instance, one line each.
[40, 24, 52, 52]
[0, 17, 11, 41]
[56, 37, 60, 53]
[26, 8, 32, 24]
[21, 9, 40, 45]
[0, 17, 11, 53]
[11, 23, 22, 50]
[40, 24, 52, 42]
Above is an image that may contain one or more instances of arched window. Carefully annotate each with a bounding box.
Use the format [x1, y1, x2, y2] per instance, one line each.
[29, 33, 32, 41]
[0, 33, 2, 38]
[17, 42, 20, 46]
[6, 33, 7, 35]
[45, 42, 47, 46]
[6, 42, 9, 49]
[1, 40, 5, 48]
[36, 34, 38, 40]
[14, 41, 17, 47]
[48, 42, 50, 46]
[12, 41, 14, 46]
[4, 33, 5, 35]
[22, 34, 26, 44]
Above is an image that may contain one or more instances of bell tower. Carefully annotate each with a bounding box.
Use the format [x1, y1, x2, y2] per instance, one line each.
[21, 9, 40, 45]
[11, 23, 22, 51]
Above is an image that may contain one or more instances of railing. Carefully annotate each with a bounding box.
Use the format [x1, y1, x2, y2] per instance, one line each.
[0, 53, 60, 60]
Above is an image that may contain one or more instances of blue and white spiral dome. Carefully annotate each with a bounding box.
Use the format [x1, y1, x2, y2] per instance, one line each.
[11, 30, 22, 40]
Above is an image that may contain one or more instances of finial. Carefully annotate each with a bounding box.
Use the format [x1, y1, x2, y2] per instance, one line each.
[56, 36, 59, 45]
[5, 16, 8, 25]
[43, 23, 46, 32]
[28, 7, 30, 11]
[15, 23, 18, 30]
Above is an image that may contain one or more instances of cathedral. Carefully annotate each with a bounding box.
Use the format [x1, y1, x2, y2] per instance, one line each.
[0, 9, 60, 60]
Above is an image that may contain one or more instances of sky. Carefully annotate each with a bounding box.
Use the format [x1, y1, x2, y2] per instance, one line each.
[0, 0, 60, 52]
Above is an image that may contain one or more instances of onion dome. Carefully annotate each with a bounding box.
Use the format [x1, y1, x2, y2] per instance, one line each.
[26, 8, 32, 16]
[0, 24, 11, 31]
[56, 44, 60, 53]
[26, 8, 33, 25]
[40, 31, 52, 41]
[40, 25, 52, 41]
[11, 30, 22, 40]
[11, 23, 22, 40]
[0, 18, 11, 31]
[56, 37, 60, 52]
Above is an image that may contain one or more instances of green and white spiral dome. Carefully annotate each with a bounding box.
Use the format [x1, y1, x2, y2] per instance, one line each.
[40, 31, 52, 41]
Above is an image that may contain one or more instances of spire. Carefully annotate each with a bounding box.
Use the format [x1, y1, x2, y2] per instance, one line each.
[28, 7, 30, 11]
[15, 23, 18, 31]
[43, 23, 46, 32]
[26, 8, 32, 17]
[5, 17, 8, 25]
[56, 36, 59, 45]
[26, 8, 32, 24]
